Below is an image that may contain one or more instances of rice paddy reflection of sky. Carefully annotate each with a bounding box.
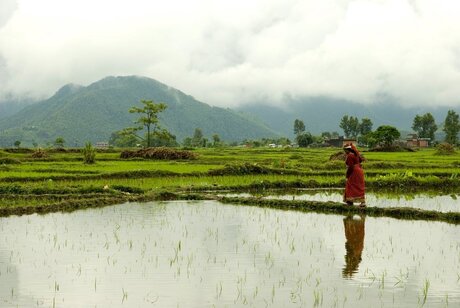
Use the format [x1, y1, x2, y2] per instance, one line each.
[0, 200, 459, 307]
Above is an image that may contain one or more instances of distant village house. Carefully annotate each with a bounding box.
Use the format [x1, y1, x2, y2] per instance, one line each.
[405, 134, 429, 148]
[95, 141, 109, 149]
[324, 136, 357, 148]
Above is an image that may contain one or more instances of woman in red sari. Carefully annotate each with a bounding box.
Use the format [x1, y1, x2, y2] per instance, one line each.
[343, 143, 366, 207]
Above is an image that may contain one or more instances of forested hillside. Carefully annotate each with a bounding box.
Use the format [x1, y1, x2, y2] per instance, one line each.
[0, 76, 278, 146]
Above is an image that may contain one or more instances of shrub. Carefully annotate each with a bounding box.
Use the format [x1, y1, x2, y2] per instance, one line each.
[82, 142, 96, 164]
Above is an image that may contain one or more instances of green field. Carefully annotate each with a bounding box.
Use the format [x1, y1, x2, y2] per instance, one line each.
[1, 147, 459, 221]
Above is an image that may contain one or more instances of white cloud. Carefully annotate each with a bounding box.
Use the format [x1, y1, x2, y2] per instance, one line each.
[0, 0, 17, 28]
[1, 0, 460, 107]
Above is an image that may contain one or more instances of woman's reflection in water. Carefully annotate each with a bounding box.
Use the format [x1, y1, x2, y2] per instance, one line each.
[342, 215, 365, 278]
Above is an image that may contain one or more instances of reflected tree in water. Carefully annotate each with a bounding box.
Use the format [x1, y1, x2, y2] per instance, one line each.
[342, 215, 365, 278]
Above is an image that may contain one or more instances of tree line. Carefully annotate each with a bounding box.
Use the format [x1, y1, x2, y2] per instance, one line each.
[12, 99, 460, 149]
[111, 100, 460, 148]
[293, 109, 460, 148]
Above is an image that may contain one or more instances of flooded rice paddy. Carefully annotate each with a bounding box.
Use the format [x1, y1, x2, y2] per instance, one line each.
[222, 190, 460, 213]
[0, 200, 459, 307]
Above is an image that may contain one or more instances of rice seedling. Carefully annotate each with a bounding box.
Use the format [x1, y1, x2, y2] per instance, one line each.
[421, 279, 430, 306]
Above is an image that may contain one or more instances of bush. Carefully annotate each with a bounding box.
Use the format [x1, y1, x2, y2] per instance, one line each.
[82, 142, 96, 164]
[435, 143, 456, 155]
[120, 147, 197, 160]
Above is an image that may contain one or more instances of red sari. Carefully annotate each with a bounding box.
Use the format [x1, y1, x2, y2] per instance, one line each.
[344, 152, 365, 203]
[343, 215, 365, 278]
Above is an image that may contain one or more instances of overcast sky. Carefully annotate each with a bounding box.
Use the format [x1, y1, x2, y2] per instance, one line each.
[1, 0, 460, 108]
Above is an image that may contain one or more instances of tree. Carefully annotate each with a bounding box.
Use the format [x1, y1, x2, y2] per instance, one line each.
[443, 110, 460, 145]
[182, 137, 192, 147]
[358, 118, 373, 145]
[293, 119, 306, 136]
[129, 99, 167, 147]
[296, 132, 313, 147]
[321, 132, 331, 139]
[412, 113, 437, 141]
[109, 131, 138, 147]
[14, 140, 21, 148]
[371, 125, 400, 147]
[320, 131, 339, 140]
[359, 118, 373, 136]
[54, 137, 65, 148]
[191, 128, 204, 147]
[212, 134, 221, 147]
[340, 115, 360, 138]
[150, 129, 178, 147]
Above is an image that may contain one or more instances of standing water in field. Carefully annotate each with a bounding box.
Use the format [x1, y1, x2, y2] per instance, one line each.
[342, 215, 365, 279]
[0, 200, 459, 307]
[223, 190, 460, 213]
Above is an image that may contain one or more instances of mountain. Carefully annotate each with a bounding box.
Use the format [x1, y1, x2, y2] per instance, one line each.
[0, 76, 279, 146]
[237, 97, 454, 139]
[0, 97, 35, 120]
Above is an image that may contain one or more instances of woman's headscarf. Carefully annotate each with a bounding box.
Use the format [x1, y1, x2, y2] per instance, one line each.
[344, 143, 362, 161]
[350, 143, 361, 158]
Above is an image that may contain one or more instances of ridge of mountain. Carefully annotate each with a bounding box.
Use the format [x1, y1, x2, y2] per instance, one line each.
[0, 76, 279, 146]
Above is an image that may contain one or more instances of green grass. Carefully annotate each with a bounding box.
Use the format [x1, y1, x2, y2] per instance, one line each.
[1, 146, 459, 218]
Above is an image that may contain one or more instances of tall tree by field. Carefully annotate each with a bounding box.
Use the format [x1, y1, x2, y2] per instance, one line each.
[293, 119, 306, 136]
[212, 134, 221, 147]
[359, 118, 373, 136]
[358, 118, 373, 145]
[412, 113, 437, 141]
[340, 115, 360, 138]
[370, 125, 400, 148]
[14, 140, 20, 148]
[192, 128, 204, 147]
[129, 99, 167, 147]
[443, 110, 460, 145]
